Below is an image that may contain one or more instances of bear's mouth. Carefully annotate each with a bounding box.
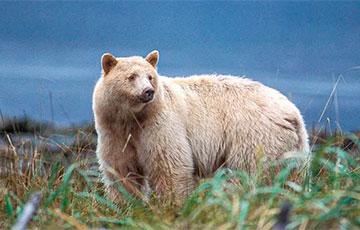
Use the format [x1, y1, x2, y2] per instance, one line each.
[134, 96, 154, 105]
[135, 97, 154, 105]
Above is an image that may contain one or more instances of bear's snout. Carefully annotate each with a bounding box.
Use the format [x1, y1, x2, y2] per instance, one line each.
[140, 88, 155, 103]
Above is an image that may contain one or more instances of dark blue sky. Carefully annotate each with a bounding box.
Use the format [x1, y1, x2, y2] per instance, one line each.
[0, 2, 359, 130]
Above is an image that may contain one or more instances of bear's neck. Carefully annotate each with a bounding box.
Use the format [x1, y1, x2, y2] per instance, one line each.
[133, 84, 164, 126]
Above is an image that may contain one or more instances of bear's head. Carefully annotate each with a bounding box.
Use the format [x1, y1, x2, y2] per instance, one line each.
[93, 50, 160, 121]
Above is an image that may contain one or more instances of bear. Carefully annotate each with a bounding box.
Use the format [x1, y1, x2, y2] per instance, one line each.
[92, 50, 309, 201]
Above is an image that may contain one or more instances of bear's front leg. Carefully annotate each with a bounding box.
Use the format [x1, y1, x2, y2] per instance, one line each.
[97, 135, 147, 202]
[140, 132, 197, 201]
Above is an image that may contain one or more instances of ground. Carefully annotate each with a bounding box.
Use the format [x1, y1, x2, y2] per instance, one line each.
[1, 119, 360, 229]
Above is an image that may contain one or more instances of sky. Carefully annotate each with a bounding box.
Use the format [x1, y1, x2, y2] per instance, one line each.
[0, 2, 359, 130]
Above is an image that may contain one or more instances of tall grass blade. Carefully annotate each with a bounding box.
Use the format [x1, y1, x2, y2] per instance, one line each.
[237, 201, 249, 230]
[45, 163, 77, 207]
[76, 192, 122, 215]
[5, 194, 14, 217]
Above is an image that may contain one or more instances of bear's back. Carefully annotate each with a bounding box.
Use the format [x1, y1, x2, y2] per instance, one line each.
[161, 74, 308, 174]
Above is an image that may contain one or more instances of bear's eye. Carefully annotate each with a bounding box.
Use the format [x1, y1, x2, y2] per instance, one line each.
[128, 74, 136, 81]
[148, 75, 153, 81]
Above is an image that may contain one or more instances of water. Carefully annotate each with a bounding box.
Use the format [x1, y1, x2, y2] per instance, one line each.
[0, 2, 359, 131]
[2, 64, 359, 131]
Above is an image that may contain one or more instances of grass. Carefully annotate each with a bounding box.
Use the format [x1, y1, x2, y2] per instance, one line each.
[1, 119, 360, 229]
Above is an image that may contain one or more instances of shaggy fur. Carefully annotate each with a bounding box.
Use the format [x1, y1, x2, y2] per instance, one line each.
[92, 50, 309, 201]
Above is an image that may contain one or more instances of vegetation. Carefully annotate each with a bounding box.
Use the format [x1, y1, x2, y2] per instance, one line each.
[1, 118, 360, 229]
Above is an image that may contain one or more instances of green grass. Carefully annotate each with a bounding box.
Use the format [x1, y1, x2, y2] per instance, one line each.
[1, 125, 360, 229]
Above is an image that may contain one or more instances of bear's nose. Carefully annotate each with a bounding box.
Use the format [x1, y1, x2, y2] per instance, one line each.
[140, 88, 154, 103]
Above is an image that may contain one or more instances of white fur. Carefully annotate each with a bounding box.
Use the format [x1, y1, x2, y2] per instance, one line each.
[93, 51, 309, 201]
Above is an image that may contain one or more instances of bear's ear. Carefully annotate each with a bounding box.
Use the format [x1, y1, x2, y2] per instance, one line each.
[145, 50, 159, 68]
[101, 53, 117, 75]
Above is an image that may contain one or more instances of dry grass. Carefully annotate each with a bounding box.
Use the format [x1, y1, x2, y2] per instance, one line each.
[1, 119, 360, 229]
